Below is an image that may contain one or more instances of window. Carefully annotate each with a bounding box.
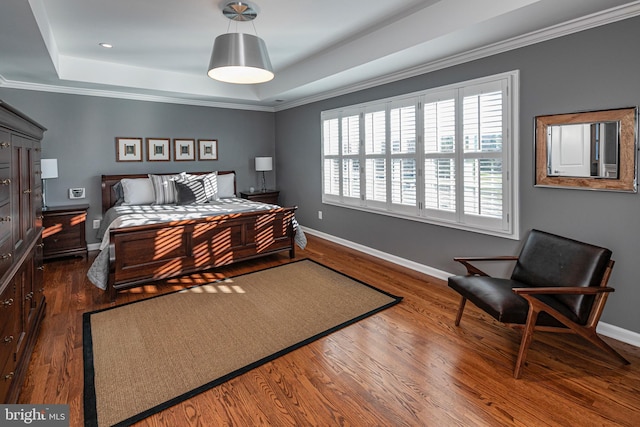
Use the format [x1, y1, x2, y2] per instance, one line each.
[321, 71, 519, 239]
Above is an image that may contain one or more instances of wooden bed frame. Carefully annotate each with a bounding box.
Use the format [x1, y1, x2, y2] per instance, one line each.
[101, 171, 297, 300]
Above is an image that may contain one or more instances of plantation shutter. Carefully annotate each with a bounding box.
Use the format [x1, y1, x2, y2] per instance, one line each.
[390, 101, 417, 211]
[341, 115, 361, 200]
[423, 93, 457, 221]
[322, 117, 340, 197]
[460, 80, 507, 229]
[364, 109, 387, 206]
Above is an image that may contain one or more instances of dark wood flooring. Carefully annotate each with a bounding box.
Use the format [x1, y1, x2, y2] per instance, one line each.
[17, 234, 640, 426]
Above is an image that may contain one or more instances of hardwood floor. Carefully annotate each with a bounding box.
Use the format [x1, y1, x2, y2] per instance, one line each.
[18, 234, 640, 426]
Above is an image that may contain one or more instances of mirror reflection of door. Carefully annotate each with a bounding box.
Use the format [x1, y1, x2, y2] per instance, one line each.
[548, 122, 619, 178]
[548, 124, 590, 176]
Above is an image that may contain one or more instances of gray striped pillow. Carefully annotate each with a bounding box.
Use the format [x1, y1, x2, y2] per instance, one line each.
[175, 178, 208, 205]
[149, 174, 179, 204]
[181, 172, 219, 201]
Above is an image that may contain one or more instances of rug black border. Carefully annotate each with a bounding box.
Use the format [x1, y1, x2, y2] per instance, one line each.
[82, 259, 402, 427]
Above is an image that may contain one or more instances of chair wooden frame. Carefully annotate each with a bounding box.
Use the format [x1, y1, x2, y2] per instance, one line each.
[453, 256, 630, 378]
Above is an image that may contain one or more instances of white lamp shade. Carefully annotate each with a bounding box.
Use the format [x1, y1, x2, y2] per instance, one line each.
[41, 158, 59, 179]
[255, 157, 273, 171]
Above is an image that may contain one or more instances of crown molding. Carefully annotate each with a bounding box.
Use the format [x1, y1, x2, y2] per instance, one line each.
[0, 76, 275, 112]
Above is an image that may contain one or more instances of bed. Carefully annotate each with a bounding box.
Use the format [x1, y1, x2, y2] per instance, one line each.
[87, 171, 305, 300]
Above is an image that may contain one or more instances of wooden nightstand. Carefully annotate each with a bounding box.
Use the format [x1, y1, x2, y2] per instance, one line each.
[42, 204, 89, 261]
[240, 190, 280, 205]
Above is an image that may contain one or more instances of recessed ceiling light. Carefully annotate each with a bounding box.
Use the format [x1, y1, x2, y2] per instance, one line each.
[99, 43, 113, 49]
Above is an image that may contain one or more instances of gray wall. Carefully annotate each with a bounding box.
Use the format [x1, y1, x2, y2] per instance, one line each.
[275, 16, 640, 333]
[0, 89, 276, 244]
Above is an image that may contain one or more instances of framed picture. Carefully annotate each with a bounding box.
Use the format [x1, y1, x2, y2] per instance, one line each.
[198, 139, 218, 160]
[116, 137, 143, 162]
[146, 138, 170, 161]
[174, 138, 195, 161]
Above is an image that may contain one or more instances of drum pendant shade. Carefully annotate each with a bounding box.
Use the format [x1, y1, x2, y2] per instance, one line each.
[207, 3, 274, 84]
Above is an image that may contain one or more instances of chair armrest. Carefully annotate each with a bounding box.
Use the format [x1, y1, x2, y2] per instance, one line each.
[453, 256, 519, 276]
[453, 256, 519, 262]
[513, 286, 615, 295]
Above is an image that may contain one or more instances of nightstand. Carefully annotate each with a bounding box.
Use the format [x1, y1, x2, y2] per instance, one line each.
[240, 190, 280, 205]
[42, 204, 89, 261]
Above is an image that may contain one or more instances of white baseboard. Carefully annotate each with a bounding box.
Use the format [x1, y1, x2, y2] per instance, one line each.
[87, 242, 101, 252]
[301, 226, 640, 349]
[301, 227, 452, 282]
[597, 322, 640, 347]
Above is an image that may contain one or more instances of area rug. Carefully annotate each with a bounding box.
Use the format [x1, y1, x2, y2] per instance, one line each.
[83, 259, 402, 426]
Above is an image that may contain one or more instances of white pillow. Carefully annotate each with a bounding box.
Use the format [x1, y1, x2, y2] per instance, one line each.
[217, 173, 235, 197]
[121, 178, 155, 205]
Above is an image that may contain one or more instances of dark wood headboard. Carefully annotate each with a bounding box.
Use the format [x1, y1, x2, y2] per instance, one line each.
[101, 171, 236, 214]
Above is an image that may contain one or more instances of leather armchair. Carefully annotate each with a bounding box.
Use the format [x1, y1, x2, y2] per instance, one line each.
[448, 229, 630, 378]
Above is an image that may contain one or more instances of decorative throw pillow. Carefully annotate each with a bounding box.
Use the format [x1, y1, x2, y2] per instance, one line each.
[217, 173, 235, 197]
[201, 172, 219, 201]
[180, 172, 219, 201]
[112, 181, 124, 206]
[175, 178, 208, 205]
[149, 174, 180, 204]
[121, 178, 155, 205]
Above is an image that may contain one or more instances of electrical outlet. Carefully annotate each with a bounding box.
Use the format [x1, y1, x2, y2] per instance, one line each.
[93, 219, 101, 229]
[318, 210, 323, 220]
[69, 187, 86, 199]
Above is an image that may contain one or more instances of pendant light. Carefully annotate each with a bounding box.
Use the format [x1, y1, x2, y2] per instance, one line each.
[208, 1, 274, 84]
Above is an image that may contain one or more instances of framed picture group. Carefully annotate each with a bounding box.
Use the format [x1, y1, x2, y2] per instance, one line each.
[116, 137, 218, 162]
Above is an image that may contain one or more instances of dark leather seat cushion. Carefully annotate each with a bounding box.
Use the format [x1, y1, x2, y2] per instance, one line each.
[447, 275, 582, 327]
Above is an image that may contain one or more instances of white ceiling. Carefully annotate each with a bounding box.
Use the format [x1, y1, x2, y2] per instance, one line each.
[1, 0, 639, 111]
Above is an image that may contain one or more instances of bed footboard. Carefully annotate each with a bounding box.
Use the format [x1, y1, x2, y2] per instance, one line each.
[107, 207, 297, 300]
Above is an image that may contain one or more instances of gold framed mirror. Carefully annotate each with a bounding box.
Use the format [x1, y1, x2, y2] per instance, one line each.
[535, 107, 637, 192]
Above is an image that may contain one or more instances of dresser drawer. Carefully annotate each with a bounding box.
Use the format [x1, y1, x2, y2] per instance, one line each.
[44, 227, 82, 251]
[0, 130, 10, 164]
[0, 235, 12, 280]
[0, 348, 16, 404]
[0, 283, 18, 375]
[0, 163, 10, 206]
[0, 318, 17, 371]
[0, 202, 11, 245]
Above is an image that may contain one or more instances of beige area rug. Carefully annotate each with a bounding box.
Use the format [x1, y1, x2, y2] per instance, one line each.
[83, 259, 402, 427]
